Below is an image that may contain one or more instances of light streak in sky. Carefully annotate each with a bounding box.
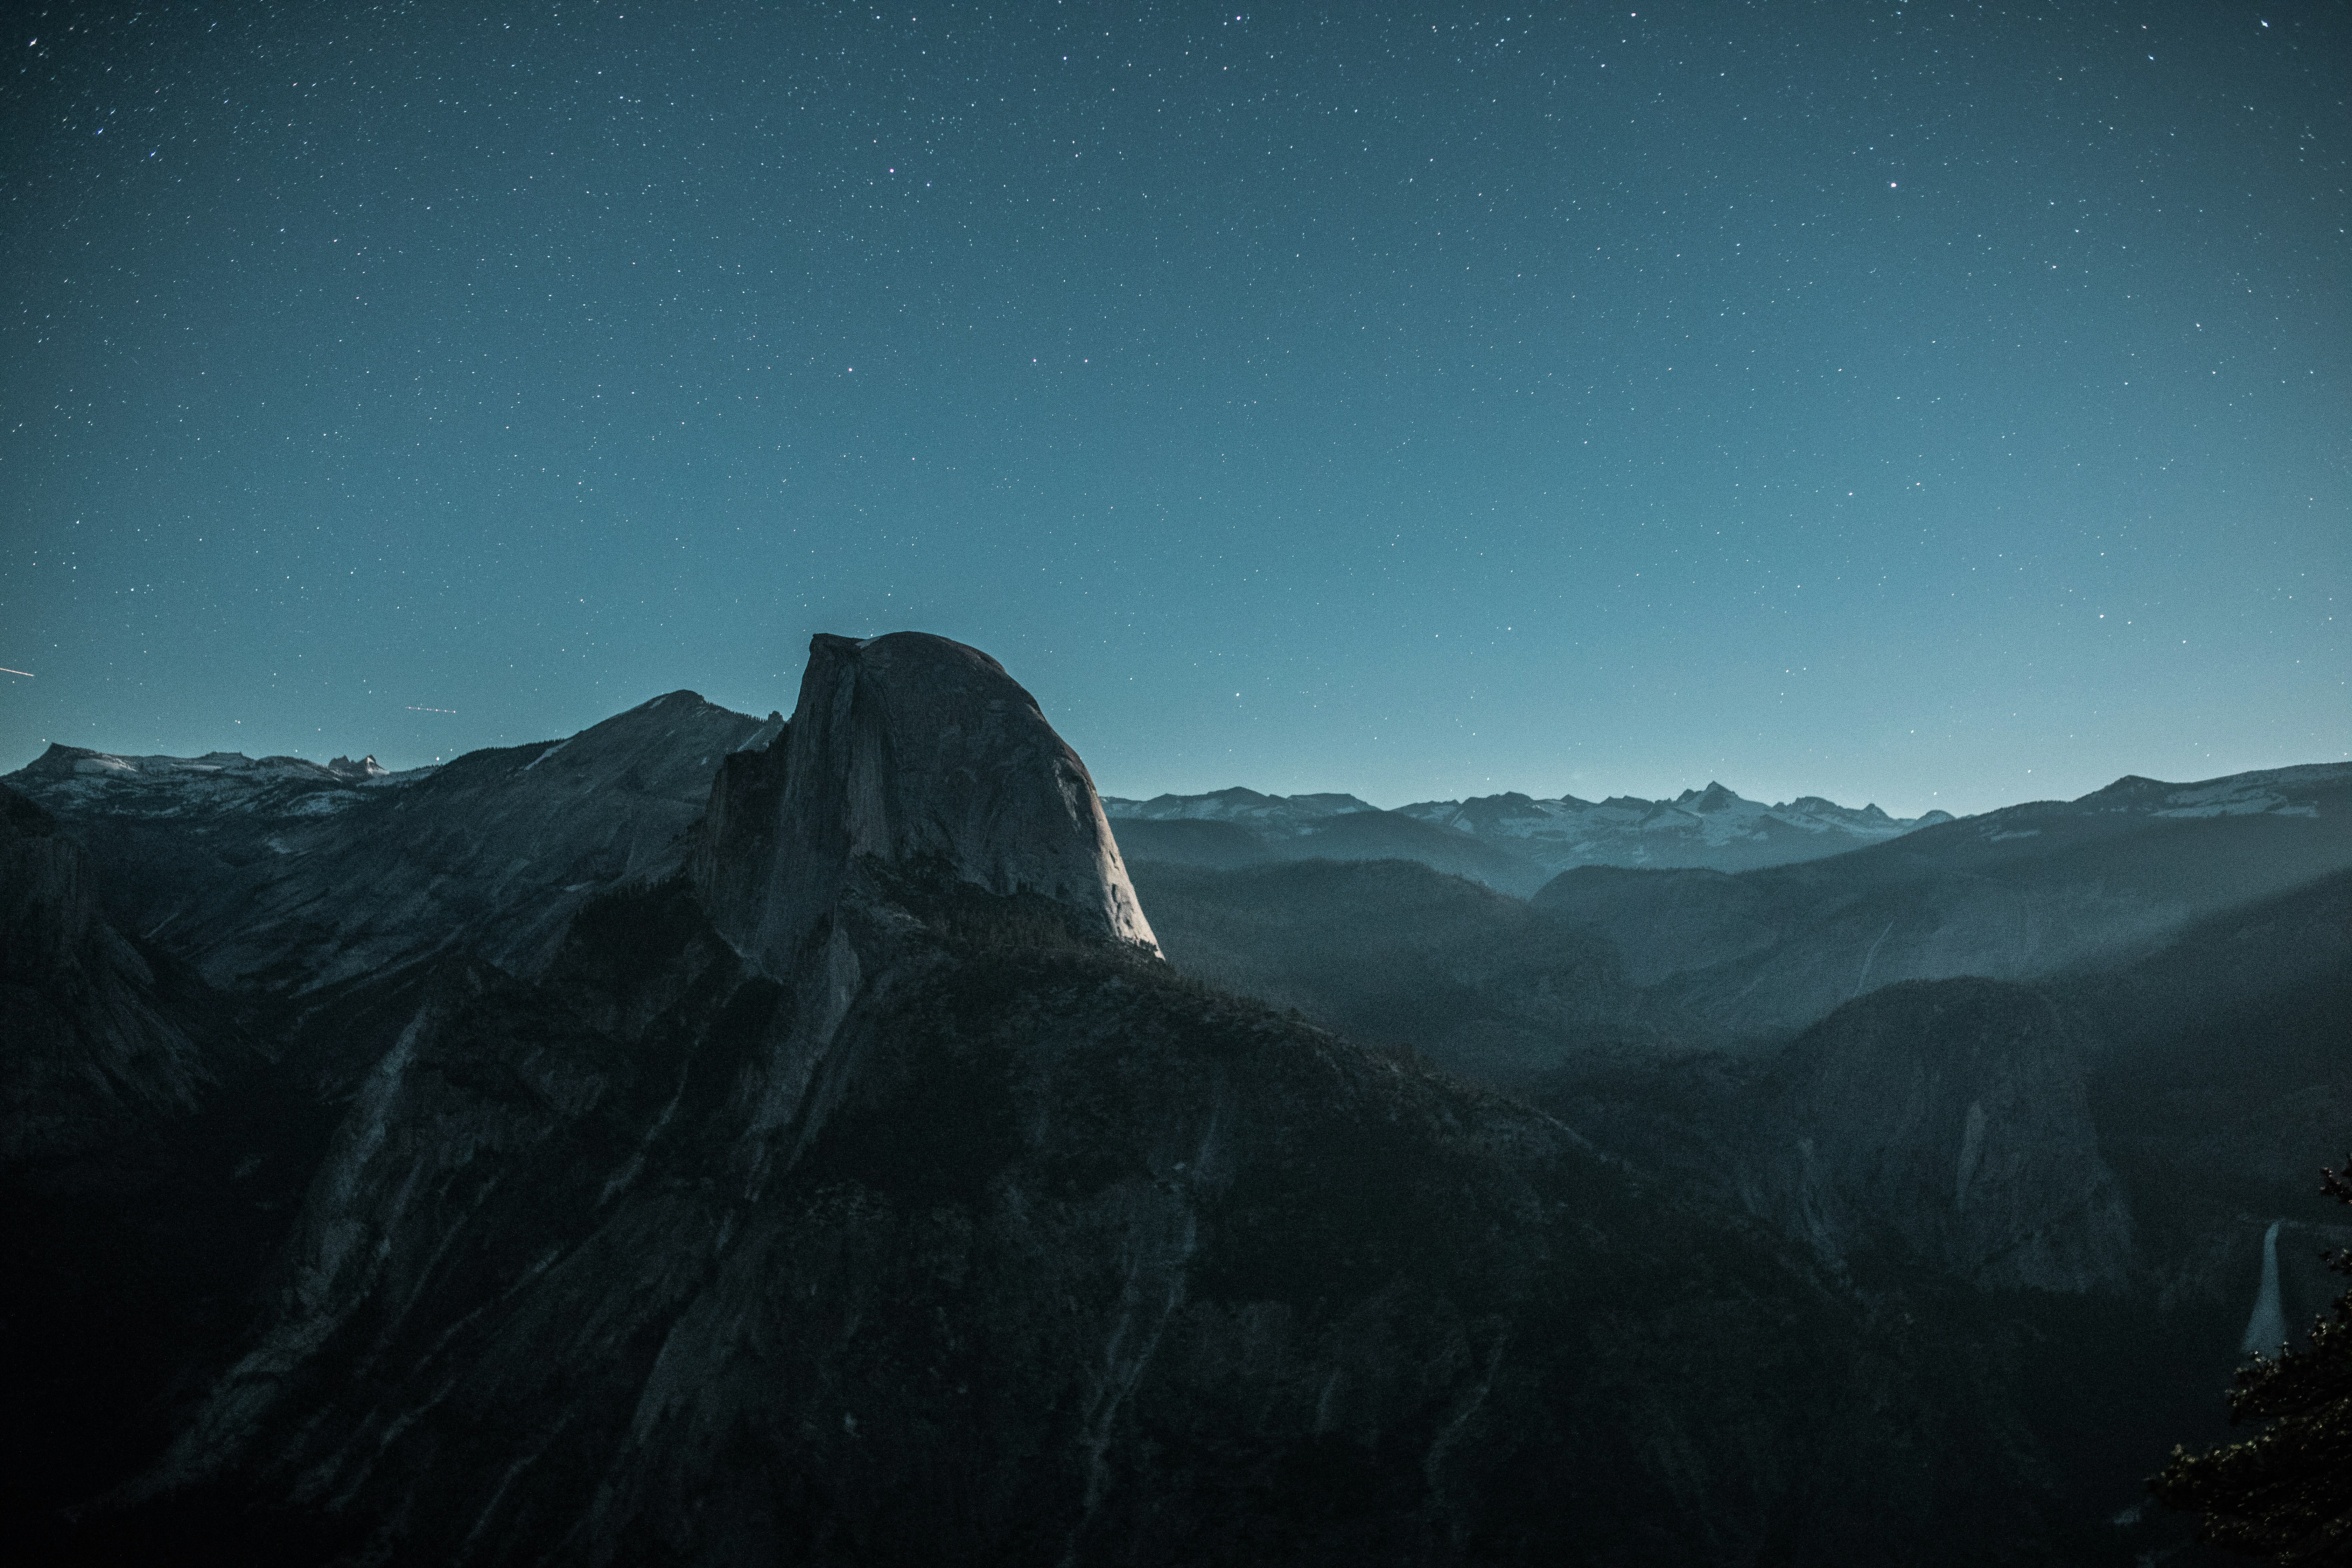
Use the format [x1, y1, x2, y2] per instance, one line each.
[406, 705, 457, 713]
[0, 667, 33, 678]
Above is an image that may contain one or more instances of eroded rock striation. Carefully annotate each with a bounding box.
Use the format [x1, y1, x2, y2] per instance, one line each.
[0, 784, 207, 1163]
[1741, 977, 2134, 1293]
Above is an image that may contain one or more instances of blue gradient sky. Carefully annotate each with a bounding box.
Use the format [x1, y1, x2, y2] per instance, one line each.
[3, 0, 2344, 815]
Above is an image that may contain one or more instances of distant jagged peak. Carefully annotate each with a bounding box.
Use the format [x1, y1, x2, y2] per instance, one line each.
[6, 742, 400, 819]
[624, 688, 716, 712]
[1120, 780, 1912, 838]
[511, 688, 765, 787]
[570, 688, 756, 744]
[18, 741, 395, 787]
[1284, 790, 1380, 815]
[709, 631, 1158, 971]
[1769, 794, 1916, 828]
[1045, 768, 1980, 881]
[1691, 782, 1747, 814]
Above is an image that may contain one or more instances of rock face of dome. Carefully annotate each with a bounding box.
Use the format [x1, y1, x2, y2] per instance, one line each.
[703, 631, 1158, 976]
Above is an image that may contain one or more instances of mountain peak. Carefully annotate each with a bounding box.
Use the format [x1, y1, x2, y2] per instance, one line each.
[707, 632, 1158, 971]
[1693, 782, 1743, 814]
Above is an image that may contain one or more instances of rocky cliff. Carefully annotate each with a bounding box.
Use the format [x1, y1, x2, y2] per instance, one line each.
[1740, 978, 2134, 1293]
[0, 784, 206, 1162]
[700, 631, 1156, 975]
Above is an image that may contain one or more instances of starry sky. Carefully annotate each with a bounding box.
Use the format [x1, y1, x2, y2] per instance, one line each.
[2, 0, 2344, 816]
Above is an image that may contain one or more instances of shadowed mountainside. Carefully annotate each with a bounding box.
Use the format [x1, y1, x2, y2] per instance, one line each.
[1523, 870, 2352, 1550]
[7, 694, 778, 992]
[1532, 763, 2352, 1045]
[120, 883, 2045, 1567]
[1127, 857, 1675, 1087]
[1127, 834, 2351, 1556]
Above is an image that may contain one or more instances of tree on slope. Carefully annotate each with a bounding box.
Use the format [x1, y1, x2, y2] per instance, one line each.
[2155, 1157, 2352, 1563]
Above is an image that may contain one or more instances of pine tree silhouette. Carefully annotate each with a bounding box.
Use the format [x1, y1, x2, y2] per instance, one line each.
[2154, 1156, 2352, 1563]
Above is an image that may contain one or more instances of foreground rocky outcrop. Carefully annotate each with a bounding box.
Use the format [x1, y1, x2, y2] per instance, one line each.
[0, 783, 304, 1560]
[130, 893, 2035, 1566]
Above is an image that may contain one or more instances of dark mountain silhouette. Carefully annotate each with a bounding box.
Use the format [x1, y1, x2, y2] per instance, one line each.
[0, 634, 2064, 1565]
[1124, 827, 2350, 1556]
[1520, 868, 2352, 1553]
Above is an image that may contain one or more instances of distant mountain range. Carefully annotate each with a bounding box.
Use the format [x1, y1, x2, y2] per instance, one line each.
[1102, 782, 1952, 893]
[19, 745, 407, 818]
[1125, 761, 2350, 1074]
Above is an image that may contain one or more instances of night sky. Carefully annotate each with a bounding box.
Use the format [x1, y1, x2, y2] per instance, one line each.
[3, 1, 2344, 816]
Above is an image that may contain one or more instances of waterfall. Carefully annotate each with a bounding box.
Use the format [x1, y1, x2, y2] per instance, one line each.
[1953, 1101, 1987, 1212]
[2240, 1220, 2287, 1358]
